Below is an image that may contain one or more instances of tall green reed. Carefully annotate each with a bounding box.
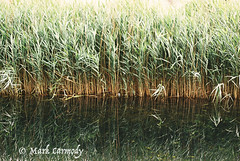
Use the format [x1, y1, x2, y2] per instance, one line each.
[0, 0, 239, 99]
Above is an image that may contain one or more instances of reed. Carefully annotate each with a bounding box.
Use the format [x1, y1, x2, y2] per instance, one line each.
[0, 0, 240, 99]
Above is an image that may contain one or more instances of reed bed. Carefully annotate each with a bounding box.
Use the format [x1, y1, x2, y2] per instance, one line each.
[0, 0, 240, 99]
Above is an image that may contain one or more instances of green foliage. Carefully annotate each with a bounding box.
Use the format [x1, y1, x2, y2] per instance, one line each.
[0, 0, 240, 98]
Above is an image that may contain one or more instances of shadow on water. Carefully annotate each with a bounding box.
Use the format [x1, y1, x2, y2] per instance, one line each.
[0, 97, 240, 160]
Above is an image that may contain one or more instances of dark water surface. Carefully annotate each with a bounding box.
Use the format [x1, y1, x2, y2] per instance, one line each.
[1, 97, 240, 160]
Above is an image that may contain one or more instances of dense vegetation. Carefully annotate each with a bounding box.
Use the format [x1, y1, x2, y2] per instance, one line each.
[0, 0, 240, 99]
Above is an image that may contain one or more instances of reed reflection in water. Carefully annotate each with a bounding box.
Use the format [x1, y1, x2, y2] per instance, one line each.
[0, 97, 240, 160]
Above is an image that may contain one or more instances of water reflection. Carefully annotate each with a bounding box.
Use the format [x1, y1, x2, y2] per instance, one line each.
[0, 97, 240, 160]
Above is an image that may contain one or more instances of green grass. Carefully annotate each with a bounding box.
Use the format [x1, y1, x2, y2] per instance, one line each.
[0, 0, 240, 99]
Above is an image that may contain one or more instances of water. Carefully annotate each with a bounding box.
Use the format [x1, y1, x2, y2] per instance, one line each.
[1, 97, 240, 160]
